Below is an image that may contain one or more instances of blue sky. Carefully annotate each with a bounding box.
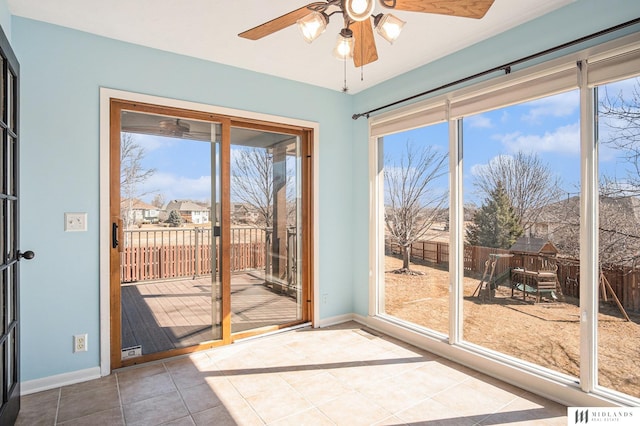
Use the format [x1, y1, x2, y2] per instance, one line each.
[129, 134, 296, 205]
[382, 76, 639, 206]
[132, 134, 213, 203]
[382, 89, 582, 206]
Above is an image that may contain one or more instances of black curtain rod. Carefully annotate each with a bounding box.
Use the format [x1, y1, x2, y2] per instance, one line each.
[352, 17, 640, 120]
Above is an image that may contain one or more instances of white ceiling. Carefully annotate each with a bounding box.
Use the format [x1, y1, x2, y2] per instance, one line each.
[8, 0, 574, 93]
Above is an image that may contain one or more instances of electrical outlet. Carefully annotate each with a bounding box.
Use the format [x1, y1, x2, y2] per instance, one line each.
[73, 334, 88, 353]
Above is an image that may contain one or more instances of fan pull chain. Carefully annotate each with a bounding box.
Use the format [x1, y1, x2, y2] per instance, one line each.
[360, 22, 364, 82]
[342, 54, 349, 93]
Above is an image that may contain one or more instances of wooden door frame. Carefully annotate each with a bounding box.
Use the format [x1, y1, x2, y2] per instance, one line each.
[105, 94, 316, 370]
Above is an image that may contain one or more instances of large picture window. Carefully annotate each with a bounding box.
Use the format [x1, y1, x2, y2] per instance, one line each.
[370, 35, 640, 405]
[596, 76, 640, 399]
[461, 90, 581, 379]
[378, 123, 450, 336]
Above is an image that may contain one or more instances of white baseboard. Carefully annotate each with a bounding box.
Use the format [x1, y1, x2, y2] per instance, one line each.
[352, 313, 368, 324]
[21, 367, 102, 395]
[318, 313, 355, 328]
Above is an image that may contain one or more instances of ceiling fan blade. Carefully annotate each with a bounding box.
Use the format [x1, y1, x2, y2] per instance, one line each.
[352, 19, 378, 67]
[380, 0, 495, 19]
[238, 5, 314, 40]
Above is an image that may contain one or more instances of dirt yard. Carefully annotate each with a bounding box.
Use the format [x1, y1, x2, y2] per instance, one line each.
[384, 256, 640, 399]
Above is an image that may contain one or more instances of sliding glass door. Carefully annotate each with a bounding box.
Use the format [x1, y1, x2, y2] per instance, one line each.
[113, 107, 223, 365]
[109, 100, 313, 367]
[229, 127, 304, 336]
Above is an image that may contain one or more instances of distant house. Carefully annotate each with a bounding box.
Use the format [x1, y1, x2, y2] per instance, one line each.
[121, 198, 161, 225]
[165, 200, 210, 224]
[524, 195, 640, 264]
[524, 196, 580, 242]
[231, 203, 261, 224]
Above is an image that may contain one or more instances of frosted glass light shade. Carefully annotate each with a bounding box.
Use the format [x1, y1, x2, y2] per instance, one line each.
[297, 11, 328, 43]
[333, 31, 354, 59]
[375, 13, 405, 44]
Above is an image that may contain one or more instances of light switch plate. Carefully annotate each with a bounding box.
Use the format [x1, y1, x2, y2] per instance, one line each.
[65, 212, 87, 232]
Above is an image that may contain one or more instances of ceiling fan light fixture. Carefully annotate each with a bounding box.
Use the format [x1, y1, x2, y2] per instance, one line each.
[344, 0, 375, 22]
[159, 119, 190, 136]
[297, 11, 328, 43]
[374, 13, 405, 44]
[333, 28, 354, 59]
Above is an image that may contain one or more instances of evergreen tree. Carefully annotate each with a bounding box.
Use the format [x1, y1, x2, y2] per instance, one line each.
[467, 181, 523, 249]
[166, 210, 183, 227]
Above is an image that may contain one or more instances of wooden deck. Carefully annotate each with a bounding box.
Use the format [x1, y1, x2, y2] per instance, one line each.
[121, 272, 299, 355]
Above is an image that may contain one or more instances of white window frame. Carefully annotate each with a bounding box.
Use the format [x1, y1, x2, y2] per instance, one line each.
[366, 31, 640, 408]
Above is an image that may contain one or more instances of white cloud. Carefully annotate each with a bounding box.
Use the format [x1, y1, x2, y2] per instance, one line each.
[466, 114, 492, 128]
[469, 154, 513, 177]
[139, 172, 212, 203]
[522, 91, 579, 123]
[495, 122, 580, 155]
[126, 132, 179, 152]
[469, 162, 486, 177]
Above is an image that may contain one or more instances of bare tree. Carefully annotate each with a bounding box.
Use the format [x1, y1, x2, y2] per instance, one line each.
[120, 133, 155, 229]
[599, 197, 640, 266]
[598, 80, 640, 266]
[385, 142, 448, 274]
[547, 194, 640, 268]
[599, 79, 640, 196]
[543, 195, 580, 259]
[231, 147, 274, 227]
[151, 193, 165, 209]
[473, 151, 563, 232]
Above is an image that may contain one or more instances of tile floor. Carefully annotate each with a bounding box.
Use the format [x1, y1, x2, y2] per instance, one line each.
[17, 322, 568, 425]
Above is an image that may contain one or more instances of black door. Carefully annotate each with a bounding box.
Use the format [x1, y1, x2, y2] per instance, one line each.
[0, 22, 27, 426]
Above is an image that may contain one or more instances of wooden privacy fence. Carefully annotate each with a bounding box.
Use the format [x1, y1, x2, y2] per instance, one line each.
[386, 240, 640, 313]
[385, 241, 510, 277]
[555, 260, 640, 313]
[121, 228, 267, 283]
[121, 242, 266, 283]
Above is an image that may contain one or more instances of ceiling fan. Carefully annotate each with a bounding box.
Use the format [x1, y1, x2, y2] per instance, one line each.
[238, 0, 495, 68]
[158, 119, 191, 137]
[121, 112, 216, 142]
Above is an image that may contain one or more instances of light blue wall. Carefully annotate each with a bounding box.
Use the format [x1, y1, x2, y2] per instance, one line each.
[350, 0, 640, 315]
[12, 17, 355, 382]
[0, 0, 9, 42]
